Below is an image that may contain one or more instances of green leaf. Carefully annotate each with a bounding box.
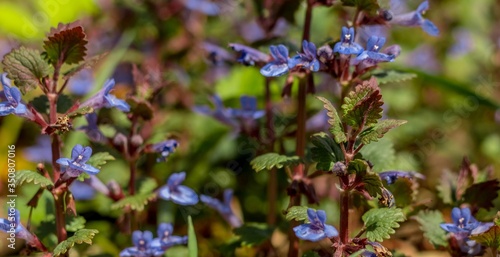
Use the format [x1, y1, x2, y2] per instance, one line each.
[188, 216, 198, 257]
[43, 22, 87, 65]
[461, 180, 500, 210]
[233, 223, 274, 247]
[470, 224, 500, 250]
[63, 53, 106, 79]
[52, 229, 98, 256]
[138, 177, 158, 194]
[414, 210, 448, 248]
[2, 46, 50, 94]
[250, 153, 301, 172]
[359, 137, 396, 172]
[311, 132, 343, 171]
[360, 119, 407, 145]
[436, 170, 457, 205]
[362, 208, 405, 242]
[87, 152, 115, 169]
[341, 0, 380, 13]
[348, 159, 368, 175]
[15, 170, 53, 187]
[316, 96, 346, 143]
[110, 193, 156, 212]
[285, 206, 314, 222]
[371, 70, 417, 85]
[342, 78, 383, 129]
[65, 216, 86, 232]
[361, 173, 384, 198]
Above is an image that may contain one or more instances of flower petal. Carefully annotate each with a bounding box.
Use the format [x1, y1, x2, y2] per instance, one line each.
[170, 185, 199, 205]
[260, 62, 289, 77]
[293, 224, 326, 242]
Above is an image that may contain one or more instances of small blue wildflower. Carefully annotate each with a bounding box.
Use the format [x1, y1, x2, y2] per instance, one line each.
[150, 223, 188, 250]
[151, 139, 179, 162]
[229, 43, 270, 66]
[0, 209, 35, 243]
[378, 170, 425, 184]
[260, 45, 290, 77]
[201, 189, 242, 228]
[120, 230, 164, 257]
[78, 113, 106, 143]
[158, 172, 199, 206]
[391, 1, 439, 36]
[293, 208, 338, 242]
[56, 144, 100, 177]
[228, 96, 265, 120]
[352, 36, 395, 65]
[333, 27, 364, 55]
[440, 207, 493, 239]
[0, 73, 33, 119]
[288, 40, 320, 72]
[80, 79, 130, 112]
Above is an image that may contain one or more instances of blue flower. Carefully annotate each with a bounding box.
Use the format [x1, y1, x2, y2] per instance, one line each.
[0, 209, 35, 243]
[78, 113, 106, 143]
[378, 170, 425, 184]
[0, 73, 32, 119]
[334, 27, 364, 55]
[260, 45, 290, 77]
[391, 1, 439, 36]
[120, 230, 164, 257]
[151, 140, 179, 162]
[440, 207, 493, 238]
[158, 172, 199, 206]
[229, 43, 270, 66]
[201, 189, 242, 228]
[81, 79, 130, 112]
[150, 223, 188, 250]
[288, 40, 320, 72]
[293, 208, 338, 242]
[228, 96, 265, 120]
[56, 144, 100, 177]
[352, 36, 395, 65]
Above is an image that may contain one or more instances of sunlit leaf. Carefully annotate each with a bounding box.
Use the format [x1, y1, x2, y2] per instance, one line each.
[43, 22, 87, 65]
[414, 210, 448, 248]
[250, 153, 301, 172]
[52, 229, 98, 256]
[15, 170, 53, 187]
[316, 96, 346, 143]
[362, 208, 405, 242]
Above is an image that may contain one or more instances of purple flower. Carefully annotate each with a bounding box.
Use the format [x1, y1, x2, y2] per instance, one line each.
[56, 144, 100, 177]
[333, 27, 364, 55]
[391, 1, 439, 36]
[260, 45, 290, 77]
[378, 170, 425, 184]
[150, 223, 188, 250]
[78, 113, 106, 143]
[0, 209, 35, 244]
[201, 189, 242, 228]
[158, 172, 199, 206]
[80, 79, 130, 112]
[293, 209, 338, 242]
[288, 40, 320, 72]
[228, 96, 265, 120]
[352, 36, 395, 65]
[120, 230, 164, 257]
[229, 43, 270, 66]
[0, 73, 33, 119]
[151, 139, 179, 162]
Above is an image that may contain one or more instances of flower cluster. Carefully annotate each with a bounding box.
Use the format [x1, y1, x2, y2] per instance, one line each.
[440, 207, 494, 256]
[120, 224, 187, 257]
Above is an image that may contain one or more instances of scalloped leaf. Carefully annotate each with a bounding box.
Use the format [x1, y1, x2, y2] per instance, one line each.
[2, 47, 50, 94]
[360, 172, 384, 198]
[372, 70, 417, 85]
[341, 78, 383, 129]
[66, 216, 86, 232]
[360, 119, 407, 145]
[362, 208, 405, 242]
[233, 223, 274, 247]
[311, 132, 343, 171]
[316, 96, 346, 143]
[285, 206, 315, 222]
[138, 178, 158, 194]
[52, 229, 99, 256]
[15, 170, 53, 187]
[87, 152, 115, 169]
[250, 153, 301, 172]
[414, 210, 448, 248]
[461, 180, 500, 210]
[188, 216, 198, 257]
[43, 22, 87, 65]
[110, 193, 156, 211]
